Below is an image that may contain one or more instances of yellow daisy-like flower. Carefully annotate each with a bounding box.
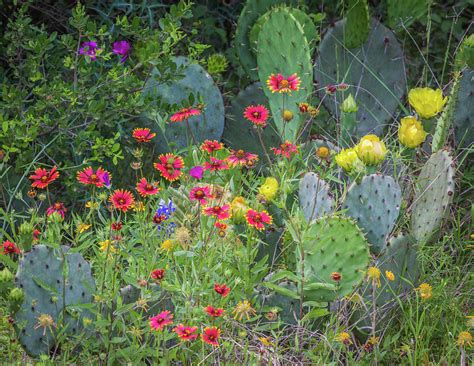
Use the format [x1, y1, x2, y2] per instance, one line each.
[161, 239, 174, 252]
[258, 177, 279, 201]
[457, 331, 473, 347]
[356, 134, 387, 166]
[398, 116, 428, 148]
[335, 148, 363, 173]
[85, 200, 99, 210]
[76, 223, 92, 234]
[416, 283, 433, 300]
[232, 300, 256, 321]
[368, 336, 380, 346]
[34, 313, 56, 335]
[408, 87, 447, 119]
[335, 332, 352, 345]
[385, 270, 395, 282]
[367, 266, 381, 287]
[99, 239, 116, 254]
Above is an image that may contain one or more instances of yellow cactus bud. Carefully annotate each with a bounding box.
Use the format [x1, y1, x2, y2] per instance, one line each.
[335, 148, 363, 172]
[258, 177, 279, 201]
[408, 87, 447, 119]
[341, 94, 358, 113]
[398, 116, 428, 148]
[356, 134, 387, 166]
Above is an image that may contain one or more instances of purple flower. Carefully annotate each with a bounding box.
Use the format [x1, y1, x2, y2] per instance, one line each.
[112, 41, 131, 63]
[189, 166, 204, 180]
[79, 41, 99, 60]
[102, 172, 111, 188]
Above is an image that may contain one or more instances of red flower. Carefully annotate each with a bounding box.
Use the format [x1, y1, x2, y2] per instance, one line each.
[202, 205, 231, 220]
[154, 153, 185, 182]
[243, 105, 269, 127]
[200, 140, 224, 154]
[170, 107, 201, 123]
[32, 229, 41, 242]
[151, 268, 165, 280]
[46, 202, 67, 218]
[2, 240, 20, 255]
[173, 324, 199, 341]
[149, 311, 173, 331]
[202, 327, 220, 346]
[203, 157, 228, 172]
[29, 166, 59, 189]
[227, 149, 259, 167]
[245, 209, 272, 231]
[325, 84, 337, 95]
[111, 222, 122, 231]
[214, 222, 227, 230]
[77, 167, 111, 188]
[214, 283, 230, 297]
[271, 141, 299, 159]
[136, 177, 160, 197]
[204, 305, 224, 317]
[299, 102, 309, 113]
[189, 186, 213, 205]
[132, 128, 156, 143]
[109, 189, 135, 212]
[266, 73, 300, 94]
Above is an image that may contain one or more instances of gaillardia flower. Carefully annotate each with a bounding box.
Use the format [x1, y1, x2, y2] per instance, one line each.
[203, 205, 231, 220]
[136, 178, 160, 197]
[271, 141, 299, 159]
[214, 283, 231, 297]
[267, 73, 301, 94]
[170, 107, 201, 122]
[149, 311, 173, 331]
[154, 153, 185, 181]
[398, 116, 428, 148]
[408, 87, 447, 119]
[416, 283, 433, 300]
[29, 166, 59, 189]
[335, 148, 362, 173]
[173, 324, 198, 341]
[243, 105, 269, 127]
[189, 186, 213, 205]
[46, 202, 67, 218]
[246, 209, 272, 230]
[202, 327, 220, 346]
[204, 305, 224, 318]
[77, 167, 111, 188]
[203, 157, 229, 172]
[258, 177, 279, 201]
[356, 134, 387, 166]
[2, 240, 20, 255]
[109, 189, 135, 212]
[112, 40, 131, 63]
[227, 150, 258, 167]
[200, 140, 224, 154]
[132, 128, 156, 143]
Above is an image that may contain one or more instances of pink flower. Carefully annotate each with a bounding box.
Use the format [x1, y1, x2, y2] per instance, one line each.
[79, 41, 99, 60]
[112, 40, 131, 63]
[202, 205, 231, 220]
[266, 73, 301, 94]
[271, 141, 299, 159]
[189, 186, 213, 205]
[46, 202, 67, 218]
[2, 240, 20, 255]
[173, 324, 199, 341]
[204, 305, 224, 317]
[77, 167, 111, 188]
[203, 157, 228, 172]
[136, 178, 160, 197]
[149, 311, 173, 331]
[227, 149, 259, 167]
[214, 283, 230, 297]
[200, 140, 224, 153]
[243, 105, 269, 127]
[170, 107, 201, 123]
[246, 209, 272, 230]
[189, 166, 204, 180]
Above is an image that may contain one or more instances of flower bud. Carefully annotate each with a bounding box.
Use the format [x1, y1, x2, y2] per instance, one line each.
[282, 110, 294, 122]
[398, 116, 428, 148]
[356, 134, 387, 166]
[316, 146, 330, 159]
[341, 94, 358, 113]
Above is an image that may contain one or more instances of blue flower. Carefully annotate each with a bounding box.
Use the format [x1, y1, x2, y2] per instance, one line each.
[153, 199, 176, 236]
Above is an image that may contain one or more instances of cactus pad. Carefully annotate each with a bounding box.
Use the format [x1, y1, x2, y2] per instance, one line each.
[298, 173, 334, 222]
[143, 56, 224, 152]
[314, 18, 406, 137]
[453, 68, 473, 148]
[302, 216, 370, 302]
[343, 174, 402, 254]
[344, 0, 370, 49]
[14, 245, 95, 357]
[411, 150, 455, 244]
[259, 280, 298, 325]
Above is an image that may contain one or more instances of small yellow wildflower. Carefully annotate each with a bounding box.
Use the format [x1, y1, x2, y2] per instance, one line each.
[161, 239, 174, 252]
[398, 116, 428, 148]
[385, 270, 395, 282]
[416, 283, 433, 300]
[356, 134, 387, 166]
[282, 110, 294, 122]
[259, 337, 274, 347]
[258, 177, 279, 201]
[408, 87, 447, 119]
[99, 239, 116, 254]
[457, 331, 473, 347]
[335, 332, 352, 345]
[466, 315, 474, 328]
[316, 146, 330, 159]
[335, 148, 363, 173]
[34, 313, 56, 335]
[368, 336, 379, 346]
[231, 196, 248, 223]
[232, 300, 256, 321]
[132, 201, 145, 212]
[85, 201, 99, 210]
[76, 223, 92, 234]
[82, 317, 92, 327]
[367, 266, 381, 287]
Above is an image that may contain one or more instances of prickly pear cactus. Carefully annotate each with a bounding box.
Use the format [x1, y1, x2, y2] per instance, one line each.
[387, 0, 431, 29]
[222, 82, 280, 156]
[344, 0, 370, 49]
[411, 150, 455, 244]
[298, 173, 334, 222]
[315, 19, 406, 137]
[257, 7, 313, 141]
[259, 280, 298, 325]
[14, 245, 95, 357]
[302, 216, 370, 302]
[143, 56, 224, 152]
[343, 174, 402, 254]
[234, 0, 297, 80]
[453, 68, 473, 148]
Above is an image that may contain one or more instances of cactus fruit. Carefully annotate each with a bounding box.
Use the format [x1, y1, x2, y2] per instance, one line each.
[222, 82, 280, 157]
[298, 172, 334, 222]
[344, 0, 370, 49]
[343, 174, 402, 254]
[411, 150, 455, 244]
[257, 7, 313, 141]
[14, 245, 95, 357]
[143, 56, 224, 152]
[314, 19, 406, 137]
[453, 68, 473, 148]
[234, 0, 297, 80]
[301, 216, 370, 302]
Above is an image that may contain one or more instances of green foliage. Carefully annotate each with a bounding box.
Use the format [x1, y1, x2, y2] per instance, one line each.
[387, 0, 432, 29]
[344, 0, 370, 49]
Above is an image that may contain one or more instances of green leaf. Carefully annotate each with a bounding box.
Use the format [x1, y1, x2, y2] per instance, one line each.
[262, 282, 299, 299]
[301, 308, 330, 322]
[268, 270, 301, 283]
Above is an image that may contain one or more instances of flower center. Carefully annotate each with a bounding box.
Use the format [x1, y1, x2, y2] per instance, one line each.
[41, 176, 48, 182]
[280, 79, 289, 88]
[213, 206, 221, 213]
[255, 214, 261, 222]
[165, 163, 174, 171]
[118, 198, 126, 205]
[90, 174, 98, 182]
[252, 111, 260, 118]
[146, 184, 153, 191]
[236, 150, 245, 158]
[195, 190, 204, 198]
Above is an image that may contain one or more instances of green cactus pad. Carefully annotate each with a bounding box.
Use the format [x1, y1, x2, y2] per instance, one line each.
[453, 68, 473, 148]
[257, 7, 313, 141]
[222, 82, 280, 157]
[344, 0, 370, 49]
[298, 172, 334, 222]
[14, 245, 95, 357]
[234, 0, 297, 80]
[259, 280, 298, 325]
[314, 18, 406, 137]
[343, 174, 402, 254]
[411, 150, 455, 244]
[387, 0, 431, 29]
[143, 56, 224, 152]
[302, 216, 370, 302]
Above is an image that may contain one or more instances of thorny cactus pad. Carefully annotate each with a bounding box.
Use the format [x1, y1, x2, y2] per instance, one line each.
[343, 174, 402, 254]
[453, 68, 474, 148]
[298, 172, 334, 222]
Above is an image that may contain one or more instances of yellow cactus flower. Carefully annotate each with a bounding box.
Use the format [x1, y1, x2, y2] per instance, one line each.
[367, 266, 381, 287]
[408, 87, 447, 119]
[76, 223, 91, 234]
[335, 148, 363, 172]
[398, 116, 428, 148]
[457, 331, 473, 347]
[231, 196, 249, 223]
[258, 177, 279, 201]
[385, 270, 395, 282]
[335, 332, 352, 345]
[356, 134, 387, 166]
[416, 283, 433, 300]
